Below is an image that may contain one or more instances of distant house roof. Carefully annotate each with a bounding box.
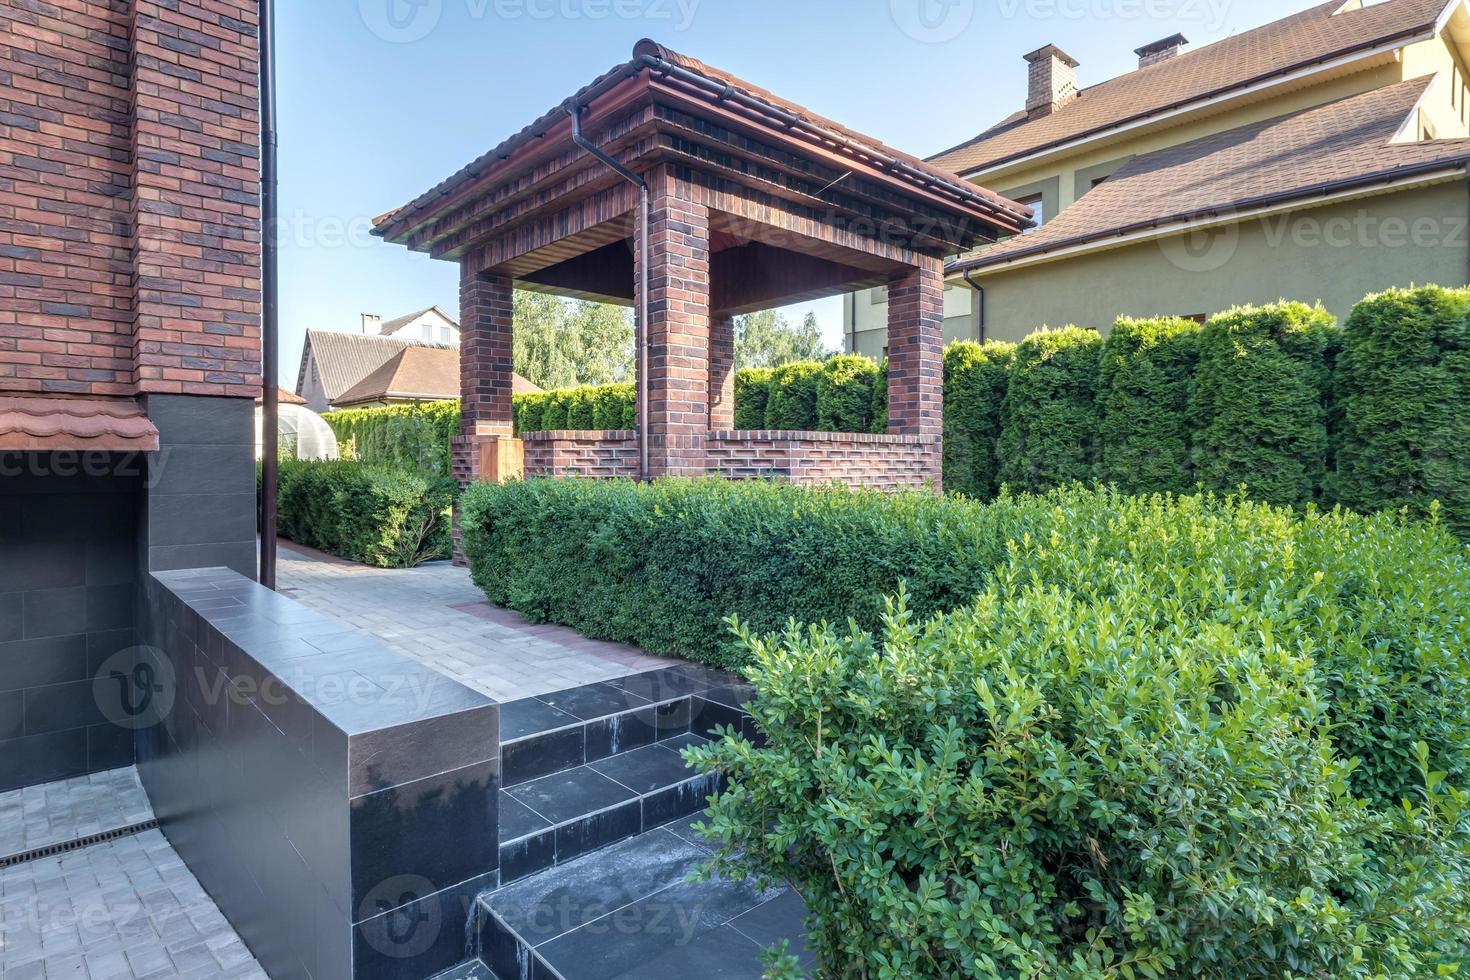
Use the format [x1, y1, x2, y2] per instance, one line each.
[930, 0, 1450, 176]
[0, 396, 159, 452]
[333, 345, 542, 407]
[297, 330, 459, 404]
[256, 387, 306, 406]
[952, 78, 1470, 274]
[375, 305, 456, 336]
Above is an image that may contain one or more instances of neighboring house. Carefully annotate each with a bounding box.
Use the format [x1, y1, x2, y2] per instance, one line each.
[845, 0, 1470, 353]
[359, 306, 461, 345]
[296, 325, 538, 412]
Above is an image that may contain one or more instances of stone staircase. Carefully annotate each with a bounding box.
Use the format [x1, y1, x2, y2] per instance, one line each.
[434, 664, 811, 979]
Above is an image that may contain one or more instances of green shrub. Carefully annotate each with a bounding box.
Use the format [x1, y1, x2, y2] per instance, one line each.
[512, 392, 547, 436]
[998, 326, 1102, 492]
[1333, 285, 1470, 537]
[459, 478, 1026, 668]
[733, 369, 772, 429]
[816, 355, 878, 433]
[276, 460, 452, 567]
[764, 361, 823, 430]
[566, 386, 597, 430]
[686, 488, 1470, 977]
[1190, 302, 1336, 508]
[942, 340, 1014, 499]
[324, 400, 459, 478]
[591, 383, 635, 430]
[538, 389, 571, 430]
[870, 358, 888, 434]
[1097, 317, 1201, 494]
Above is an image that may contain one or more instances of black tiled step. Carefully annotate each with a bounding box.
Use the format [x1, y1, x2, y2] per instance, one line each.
[475, 816, 813, 980]
[498, 734, 721, 884]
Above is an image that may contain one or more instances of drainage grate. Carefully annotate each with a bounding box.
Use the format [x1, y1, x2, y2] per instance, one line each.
[0, 819, 160, 870]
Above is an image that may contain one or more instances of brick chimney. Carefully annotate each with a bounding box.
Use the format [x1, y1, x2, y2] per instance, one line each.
[361, 313, 382, 334]
[1135, 33, 1189, 69]
[1024, 45, 1080, 120]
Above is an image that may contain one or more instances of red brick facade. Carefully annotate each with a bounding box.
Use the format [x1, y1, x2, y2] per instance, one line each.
[523, 430, 640, 479]
[708, 430, 940, 490]
[709, 312, 735, 430]
[0, 0, 260, 398]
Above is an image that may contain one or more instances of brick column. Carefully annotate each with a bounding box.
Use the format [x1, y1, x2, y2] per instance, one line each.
[452, 266, 514, 564]
[709, 312, 736, 429]
[886, 257, 944, 488]
[637, 173, 711, 477]
[129, 0, 261, 397]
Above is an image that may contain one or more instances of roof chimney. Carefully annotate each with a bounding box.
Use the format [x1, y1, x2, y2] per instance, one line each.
[361, 313, 382, 334]
[1024, 45, 1080, 120]
[1134, 33, 1188, 69]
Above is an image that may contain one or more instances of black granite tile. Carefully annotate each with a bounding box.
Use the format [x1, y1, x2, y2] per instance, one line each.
[589, 743, 694, 795]
[499, 829, 556, 885]
[86, 582, 135, 632]
[642, 773, 723, 831]
[86, 628, 136, 674]
[659, 812, 716, 852]
[500, 697, 580, 741]
[0, 634, 87, 691]
[611, 923, 768, 979]
[652, 697, 693, 738]
[350, 758, 500, 911]
[503, 725, 585, 787]
[0, 727, 87, 792]
[348, 703, 498, 797]
[554, 799, 642, 866]
[23, 678, 105, 735]
[0, 539, 87, 591]
[726, 889, 815, 970]
[353, 871, 497, 980]
[690, 697, 748, 741]
[584, 705, 659, 764]
[0, 593, 20, 641]
[0, 690, 22, 741]
[22, 586, 87, 640]
[479, 908, 531, 980]
[536, 681, 650, 722]
[499, 792, 552, 842]
[506, 767, 637, 827]
[87, 722, 134, 772]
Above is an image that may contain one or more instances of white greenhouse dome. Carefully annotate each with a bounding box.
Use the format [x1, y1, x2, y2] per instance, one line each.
[255, 402, 340, 461]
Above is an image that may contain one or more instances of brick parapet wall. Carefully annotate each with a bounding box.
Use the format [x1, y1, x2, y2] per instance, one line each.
[707, 430, 941, 491]
[523, 430, 639, 479]
[0, 0, 261, 398]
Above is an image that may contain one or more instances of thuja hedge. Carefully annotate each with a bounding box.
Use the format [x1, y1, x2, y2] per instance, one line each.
[942, 340, 1013, 498]
[274, 460, 453, 567]
[1097, 317, 1200, 494]
[1333, 285, 1470, 537]
[324, 400, 459, 478]
[998, 326, 1103, 493]
[682, 486, 1470, 977]
[816, 355, 879, 432]
[732, 369, 772, 428]
[514, 384, 634, 434]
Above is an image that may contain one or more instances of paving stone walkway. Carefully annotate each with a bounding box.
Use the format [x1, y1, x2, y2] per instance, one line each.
[276, 543, 673, 703]
[0, 769, 153, 860]
[0, 771, 264, 979]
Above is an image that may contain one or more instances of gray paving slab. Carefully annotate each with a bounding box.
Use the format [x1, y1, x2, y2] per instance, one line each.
[0, 769, 154, 860]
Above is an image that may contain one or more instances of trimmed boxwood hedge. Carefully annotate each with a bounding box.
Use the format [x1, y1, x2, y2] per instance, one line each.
[998, 326, 1103, 493]
[324, 400, 459, 478]
[686, 487, 1470, 978]
[870, 357, 888, 434]
[1097, 316, 1201, 495]
[942, 340, 1014, 498]
[1333, 285, 1470, 536]
[275, 460, 452, 567]
[1190, 302, 1336, 508]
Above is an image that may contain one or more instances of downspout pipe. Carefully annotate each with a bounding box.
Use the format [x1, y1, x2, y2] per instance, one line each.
[567, 100, 650, 482]
[961, 268, 985, 343]
[259, 0, 279, 589]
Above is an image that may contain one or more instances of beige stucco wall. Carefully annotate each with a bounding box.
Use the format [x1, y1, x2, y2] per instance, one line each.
[974, 181, 1468, 342]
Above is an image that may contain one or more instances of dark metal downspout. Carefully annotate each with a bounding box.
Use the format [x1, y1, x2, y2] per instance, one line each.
[259, 0, 279, 589]
[961, 268, 986, 343]
[567, 101, 650, 482]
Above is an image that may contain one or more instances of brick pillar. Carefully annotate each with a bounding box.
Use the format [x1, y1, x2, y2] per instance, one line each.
[887, 257, 944, 489]
[709, 312, 736, 429]
[636, 173, 711, 477]
[452, 266, 514, 564]
[129, 0, 261, 398]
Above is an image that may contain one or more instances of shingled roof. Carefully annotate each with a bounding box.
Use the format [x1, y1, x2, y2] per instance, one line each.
[930, 0, 1450, 176]
[0, 396, 159, 452]
[334, 346, 541, 407]
[297, 330, 458, 404]
[952, 77, 1470, 273]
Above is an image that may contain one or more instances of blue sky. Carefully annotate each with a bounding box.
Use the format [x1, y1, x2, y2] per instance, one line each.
[275, 0, 1319, 387]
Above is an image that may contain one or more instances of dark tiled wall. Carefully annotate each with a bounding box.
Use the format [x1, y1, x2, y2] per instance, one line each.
[0, 453, 143, 793]
[142, 395, 257, 576]
[140, 568, 501, 980]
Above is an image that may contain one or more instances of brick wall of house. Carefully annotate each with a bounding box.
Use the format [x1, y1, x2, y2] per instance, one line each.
[707, 430, 941, 491]
[0, 0, 261, 398]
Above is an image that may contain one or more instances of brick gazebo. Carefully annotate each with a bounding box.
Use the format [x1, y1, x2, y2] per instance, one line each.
[374, 41, 1030, 509]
